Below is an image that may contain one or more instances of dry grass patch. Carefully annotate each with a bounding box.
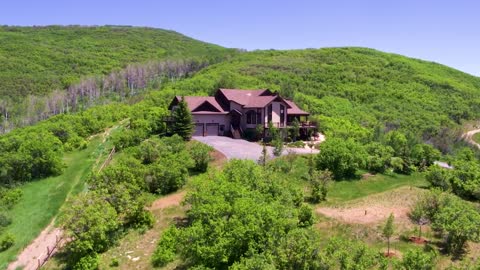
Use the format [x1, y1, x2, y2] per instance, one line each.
[210, 149, 227, 169]
[317, 186, 426, 228]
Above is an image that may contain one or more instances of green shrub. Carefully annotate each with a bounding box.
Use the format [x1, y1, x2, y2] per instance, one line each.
[287, 141, 305, 148]
[111, 128, 147, 150]
[298, 204, 315, 227]
[401, 248, 437, 270]
[110, 258, 120, 267]
[73, 253, 99, 270]
[0, 213, 12, 231]
[0, 233, 15, 252]
[152, 227, 179, 267]
[365, 142, 394, 173]
[316, 138, 367, 179]
[310, 169, 332, 203]
[148, 155, 190, 194]
[425, 165, 453, 191]
[272, 138, 284, 157]
[188, 141, 213, 172]
[0, 188, 23, 209]
[134, 210, 155, 230]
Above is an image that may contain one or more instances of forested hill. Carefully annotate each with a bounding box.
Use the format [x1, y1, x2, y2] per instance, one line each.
[164, 47, 480, 149]
[2, 26, 480, 147]
[0, 25, 235, 98]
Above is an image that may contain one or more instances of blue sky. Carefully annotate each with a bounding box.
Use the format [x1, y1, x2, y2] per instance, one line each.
[1, 0, 479, 76]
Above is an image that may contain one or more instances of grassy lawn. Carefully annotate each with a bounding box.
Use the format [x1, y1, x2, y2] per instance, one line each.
[0, 122, 126, 269]
[0, 137, 105, 268]
[326, 172, 428, 205]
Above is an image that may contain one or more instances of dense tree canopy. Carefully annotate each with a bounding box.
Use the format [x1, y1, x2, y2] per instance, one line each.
[316, 138, 367, 179]
[0, 25, 235, 99]
[152, 159, 400, 269]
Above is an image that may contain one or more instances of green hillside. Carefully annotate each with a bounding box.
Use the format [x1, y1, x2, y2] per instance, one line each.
[0, 25, 235, 99]
[163, 47, 480, 147]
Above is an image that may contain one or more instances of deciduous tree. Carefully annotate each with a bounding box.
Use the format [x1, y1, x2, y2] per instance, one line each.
[383, 213, 395, 256]
[316, 138, 367, 179]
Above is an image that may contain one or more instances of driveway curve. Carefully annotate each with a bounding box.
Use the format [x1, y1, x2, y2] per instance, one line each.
[462, 128, 480, 150]
[193, 136, 318, 161]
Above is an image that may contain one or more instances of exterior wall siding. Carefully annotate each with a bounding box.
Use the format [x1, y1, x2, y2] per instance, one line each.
[263, 101, 287, 127]
[230, 102, 242, 112]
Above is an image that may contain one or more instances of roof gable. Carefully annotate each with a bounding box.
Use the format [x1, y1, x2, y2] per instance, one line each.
[215, 88, 295, 109]
[243, 95, 286, 108]
[170, 96, 225, 113]
[192, 100, 222, 112]
[217, 88, 272, 106]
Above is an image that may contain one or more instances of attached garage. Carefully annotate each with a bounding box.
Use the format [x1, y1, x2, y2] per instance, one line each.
[194, 123, 204, 136]
[205, 123, 219, 136]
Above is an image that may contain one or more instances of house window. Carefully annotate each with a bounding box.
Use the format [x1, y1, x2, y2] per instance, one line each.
[256, 109, 262, 124]
[268, 104, 273, 122]
[246, 110, 256, 124]
[280, 104, 285, 126]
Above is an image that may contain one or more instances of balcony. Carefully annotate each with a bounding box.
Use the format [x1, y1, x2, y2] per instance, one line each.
[264, 121, 317, 129]
[287, 121, 317, 128]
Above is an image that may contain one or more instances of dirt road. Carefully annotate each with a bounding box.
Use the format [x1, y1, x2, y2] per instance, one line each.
[462, 128, 480, 150]
[7, 222, 64, 270]
[149, 191, 186, 210]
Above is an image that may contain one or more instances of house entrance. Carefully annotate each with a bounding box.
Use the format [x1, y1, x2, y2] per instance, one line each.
[231, 110, 242, 128]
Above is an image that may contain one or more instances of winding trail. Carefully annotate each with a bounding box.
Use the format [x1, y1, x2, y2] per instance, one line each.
[7, 123, 121, 270]
[149, 191, 186, 210]
[462, 128, 480, 150]
[7, 223, 64, 270]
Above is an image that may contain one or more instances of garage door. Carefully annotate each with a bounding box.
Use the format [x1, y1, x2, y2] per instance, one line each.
[205, 123, 219, 136]
[194, 123, 204, 136]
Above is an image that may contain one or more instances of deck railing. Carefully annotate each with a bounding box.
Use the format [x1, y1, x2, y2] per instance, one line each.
[286, 121, 317, 128]
[265, 121, 317, 128]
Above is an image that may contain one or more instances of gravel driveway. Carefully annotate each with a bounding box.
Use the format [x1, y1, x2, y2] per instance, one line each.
[193, 136, 318, 161]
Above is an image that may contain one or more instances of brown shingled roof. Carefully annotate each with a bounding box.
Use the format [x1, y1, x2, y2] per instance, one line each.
[176, 96, 224, 113]
[171, 90, 309, 116]
[218, 88, 270, 106]
[243, 96, 277, 108]
[285, 100, 309, 115]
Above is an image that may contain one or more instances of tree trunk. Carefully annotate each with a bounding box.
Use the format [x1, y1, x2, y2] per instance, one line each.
[387, 238, 390, 255]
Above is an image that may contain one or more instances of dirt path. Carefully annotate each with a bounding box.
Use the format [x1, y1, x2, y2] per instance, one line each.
[9, 134, 215, 270]
[7, 222, 64, 270]
[149, 191, 186, 210]
[7, 122, 123, 270]
[462, 128, 480, 150]
[98, 191, 188, 270]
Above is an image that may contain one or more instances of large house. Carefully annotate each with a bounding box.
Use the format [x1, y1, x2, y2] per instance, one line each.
[168, 88, 316, 139]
